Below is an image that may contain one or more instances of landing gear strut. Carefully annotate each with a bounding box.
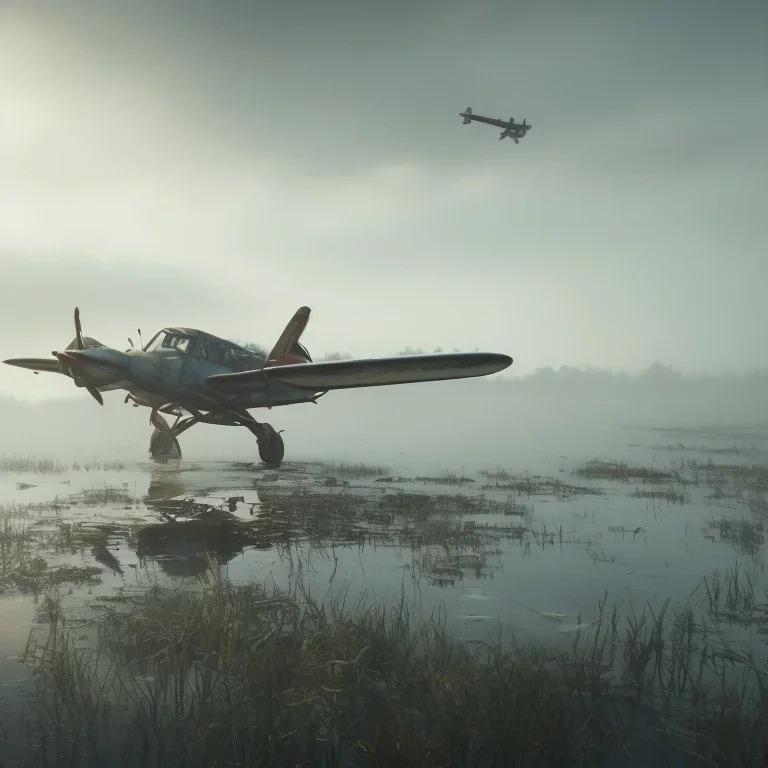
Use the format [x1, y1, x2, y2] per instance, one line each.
[146, 405, 285, 467]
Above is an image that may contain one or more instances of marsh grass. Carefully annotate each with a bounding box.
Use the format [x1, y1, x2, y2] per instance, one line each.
[1, 556, 102, 594]
[78, 484, 135, 506]
[249, 487, 534, 554]
[14, 581, 768, 767]
[630, 485, 692, 505]
[480, 474, 604, 500]
[319, 461, 390, 479]
[415, 471, 476, 486]
[574, 460, 674, 483]
[1, 454, 67, 474]
[0, 500, 104, 595]
[694, 561, 766, 625]
[652, 442, 766, 457]
[684, 459, 768, 498]
[749, 486, 768, 519]
[705, 516, 765, 558]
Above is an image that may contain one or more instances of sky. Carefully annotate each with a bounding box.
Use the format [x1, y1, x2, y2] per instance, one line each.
[1, 0, 767, 401]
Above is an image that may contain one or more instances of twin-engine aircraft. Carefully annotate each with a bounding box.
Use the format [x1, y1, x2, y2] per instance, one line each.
[459, 107, 532, 143]
[4, 307, 513, 466]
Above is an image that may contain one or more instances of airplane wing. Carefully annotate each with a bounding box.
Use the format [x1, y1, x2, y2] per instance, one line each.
[463, 114, 511, 130]
[206, 352, 513, 395]
[3, 357, 63, 374]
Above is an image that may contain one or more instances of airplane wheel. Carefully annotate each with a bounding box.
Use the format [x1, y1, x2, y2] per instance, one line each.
[258, 424, 284, 467]
[149, 428, 182, 459]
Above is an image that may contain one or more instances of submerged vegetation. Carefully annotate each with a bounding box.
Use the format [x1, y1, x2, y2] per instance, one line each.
[574, 460, 674, 483]
[479, 468, 604, 499]
[630, 485, 691, 505]
[318, 460, 390, 479]
[1, 454, 126, 474]
[1, 454, 67, 474]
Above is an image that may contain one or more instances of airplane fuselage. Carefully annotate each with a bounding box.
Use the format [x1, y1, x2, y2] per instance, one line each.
[54, 343, 321, 416]
[130, 352, 317, 411]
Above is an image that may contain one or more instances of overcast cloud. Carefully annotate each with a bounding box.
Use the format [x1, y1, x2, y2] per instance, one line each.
[1, 0, 767, 401]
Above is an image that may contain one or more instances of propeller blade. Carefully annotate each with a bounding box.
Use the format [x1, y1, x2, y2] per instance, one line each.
[85, 383, 104, 405]
[54, 350, 106, 406]
[74, 307, 84, 350]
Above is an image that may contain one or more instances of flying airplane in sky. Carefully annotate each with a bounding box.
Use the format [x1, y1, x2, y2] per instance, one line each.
[459, 107, 532, 143]
[3, 307, 513, 466]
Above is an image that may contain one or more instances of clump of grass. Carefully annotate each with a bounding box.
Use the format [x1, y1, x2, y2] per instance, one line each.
[588, 547, 616, 563]
[575, 460, 673, 483]
[480, 473, 604, 499]
[100, 459, 125, 471]
[630, 485, 691, 505]
[71, 458, 125, 472]
[680, 459, 768, 509]
[750, 486, 768, 518]
[695, 561, 765, 624]
[1, 556, 102, 594]
[705, 516, 765, 557]
[245, 485, 532, 560]
[686, 459, 768, 486]
[0, 501, 106, 596]
[78, 484, 134, 506]
[415, 549, 502, 585]
[653, 442, 764, 457]
[1, 455, 66, 475]
[398, 516, 525, 552]
[501, 497, 532, 516]
[320, 460, 390, 478]
[478, 466, 514, 481]
[415, 471, 475, 486]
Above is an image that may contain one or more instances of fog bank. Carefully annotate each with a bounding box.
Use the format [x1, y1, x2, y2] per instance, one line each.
[1, 365, 766, 473]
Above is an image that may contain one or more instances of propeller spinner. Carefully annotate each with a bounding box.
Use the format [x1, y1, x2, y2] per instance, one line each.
[52, 307, 105, 405]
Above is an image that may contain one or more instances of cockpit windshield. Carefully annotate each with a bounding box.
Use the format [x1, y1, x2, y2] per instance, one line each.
[142, 329, 266, 371]
[144, 331, 193, 353]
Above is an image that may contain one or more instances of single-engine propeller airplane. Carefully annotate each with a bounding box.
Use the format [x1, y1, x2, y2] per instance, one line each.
[3, 307, 513, 466]
[459, 107, 532, 143]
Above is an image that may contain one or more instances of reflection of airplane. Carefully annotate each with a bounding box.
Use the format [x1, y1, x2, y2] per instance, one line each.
[139, 462, 269, 577]
[459, 107, 532, 143]
[145, 461, 186, 502]
[135, 516, 270, 579]
[4, 307, 513, 466]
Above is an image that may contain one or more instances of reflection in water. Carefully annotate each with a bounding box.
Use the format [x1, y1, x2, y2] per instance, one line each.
[135, 517, 270, 578]
[145, 459, 185, 502]
[137, 462, 270, 579]
[91, 543, 124, 576]
[0, 595, 36, 665]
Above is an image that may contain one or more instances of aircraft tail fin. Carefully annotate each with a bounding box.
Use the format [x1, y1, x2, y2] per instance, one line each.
[264, 306, 312, 368]
[462, 107, 472, 124]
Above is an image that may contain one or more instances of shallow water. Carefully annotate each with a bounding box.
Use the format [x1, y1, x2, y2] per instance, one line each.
[1, 420, 767, 764]
[1, 422, 765, 645]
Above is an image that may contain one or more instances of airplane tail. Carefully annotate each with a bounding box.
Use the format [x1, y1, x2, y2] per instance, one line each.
[462, 107, 472, 124]
[264, 306, 312, 368]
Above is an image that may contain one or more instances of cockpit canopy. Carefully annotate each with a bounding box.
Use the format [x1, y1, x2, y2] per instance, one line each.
[142, 328, 270, 372]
